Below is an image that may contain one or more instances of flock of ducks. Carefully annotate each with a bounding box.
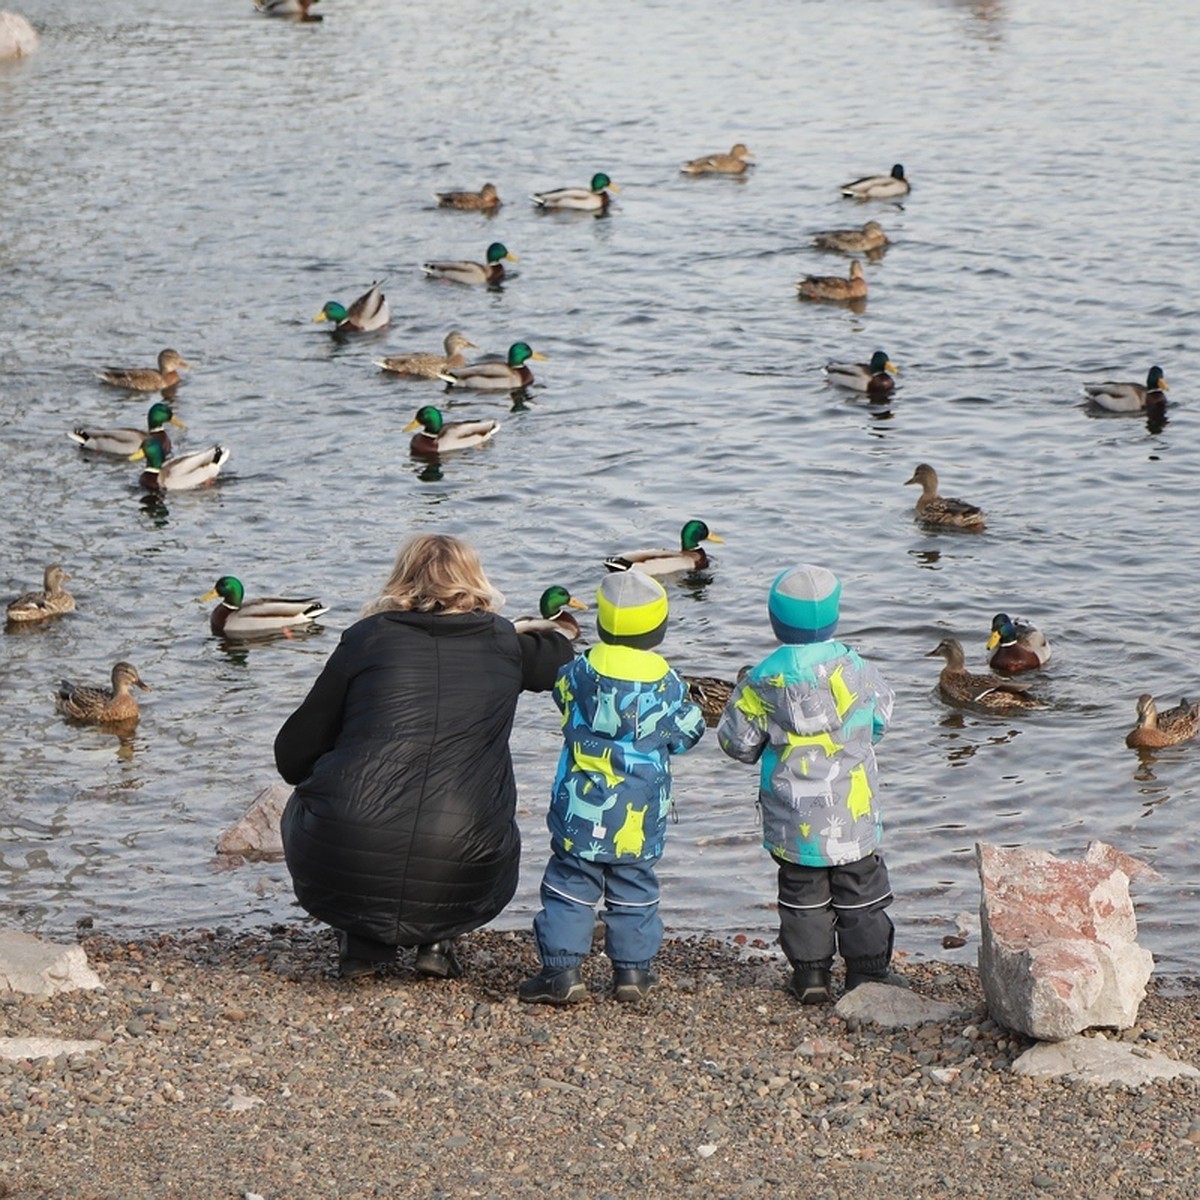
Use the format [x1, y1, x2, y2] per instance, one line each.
[8, 64, 1189, 755]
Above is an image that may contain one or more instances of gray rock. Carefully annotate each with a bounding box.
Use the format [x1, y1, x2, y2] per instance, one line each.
[0, 930, 102, 995]
[834, 983, 961, 1028]
[977, 842, 1154, 1041]
[0, 1037, 103, 1061]
[1013, 1033, 1200, 1085]
[216, 783, 290, 861]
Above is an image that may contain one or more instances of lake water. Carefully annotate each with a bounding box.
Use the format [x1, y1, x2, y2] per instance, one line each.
[3, 0, 1199, 972]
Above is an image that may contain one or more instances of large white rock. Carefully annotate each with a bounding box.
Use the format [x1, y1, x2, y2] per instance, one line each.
[977, 842, 1154, 1041]
[0, 930, 103, 995]
[216, 783, 290, 860]
[0, 11, 38, 59]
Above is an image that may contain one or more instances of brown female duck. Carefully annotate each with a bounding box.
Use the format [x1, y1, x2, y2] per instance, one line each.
[434, 182, 502, 211]
[55, 662, 149, 725]
[7, 565, 75, 623]
[905, 464, 986, 531]
[927, 638, 1042, 712]
[97, 349, 190, 392]
[796, 260, 867, 303]
[1125, 694, 1200, 749]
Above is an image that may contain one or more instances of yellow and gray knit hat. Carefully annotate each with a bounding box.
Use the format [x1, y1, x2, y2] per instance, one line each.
[595, 571, 670, 649]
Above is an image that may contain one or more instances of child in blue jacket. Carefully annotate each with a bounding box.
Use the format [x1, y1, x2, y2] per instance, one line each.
[519, 571, 706, 1005]
[718, 564, 899, 1004]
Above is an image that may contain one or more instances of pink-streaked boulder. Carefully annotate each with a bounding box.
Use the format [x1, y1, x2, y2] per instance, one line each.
[0, 12, 38, 59]
[977, 841, 1154, 1041]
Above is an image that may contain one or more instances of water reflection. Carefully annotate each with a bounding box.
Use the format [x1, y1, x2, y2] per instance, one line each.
[908, 548, 942, 570]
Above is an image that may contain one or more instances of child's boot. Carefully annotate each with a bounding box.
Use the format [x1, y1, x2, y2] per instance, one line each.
[613, 967, 657, 1003]
[789, 961, 833, 1005]
[518, 965, 587, 1006]
[844, 954, 909, 992]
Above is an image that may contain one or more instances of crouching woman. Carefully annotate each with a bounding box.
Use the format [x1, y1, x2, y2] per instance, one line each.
[274, 533, 573, 979]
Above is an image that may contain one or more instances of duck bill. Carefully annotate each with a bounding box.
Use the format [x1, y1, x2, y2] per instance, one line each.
[170, 416, 188, 429]
[403, 419, 422, 432]
[985, 632, 1001, 650]
[199, 588, 220, 602]
[129, 447, 146, 461]
[506, 252, 519, 263]
[566, 598, 588, 611]
[530, 352, 548, 362]
[312, 310, 329, 322]
[706, 533, 725, 543]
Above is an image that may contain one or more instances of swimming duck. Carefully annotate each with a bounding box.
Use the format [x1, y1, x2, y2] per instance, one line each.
[604, 520, 724, 575]
[201, 575, 329, 639]
[796, 260, 867, 302]
[404, 405, 499, 455]
[255, 0, 322, 20]
[96, 349, 190, 392]
[812, 221, 890, 253]
[1125, 694, 1200, 750]
[69, 400, 185, 458]
[683, 675, 736, 727]
[131, 438, 230, 491]
[375, 332, 477, 380]
[681, 144, 754, 175]
[905, 464, 986, 531]
[926, 639, 1042, 712]
[438, 342, 546, 391]
[512, 586, 588, 640]
[987, 613, 1052, 673]
[55, 661, 149, 725]
[530, 173, 618, 213]
[6, 565, 75, 624]
[822, 351, 897, 398]
[421, 242, 516, 286]
[313, 281, 389, 333]
[840, 164, 910, 200]
[434, 182, 501, 211]
[1083, 366, 1168, 413]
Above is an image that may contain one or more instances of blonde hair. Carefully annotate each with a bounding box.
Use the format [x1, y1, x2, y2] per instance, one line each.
[362, 533, 498, 617]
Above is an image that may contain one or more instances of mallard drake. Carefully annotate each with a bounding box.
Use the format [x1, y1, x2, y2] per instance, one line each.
[255, 0, 322, 20]
[6, 565, 75, 623]
[840, 164, 909, 200]
[681, 143, 754, 175]
[96, 349, 190, 392]
[201, 575, 329, 639]
[512, 585, 588, 640]
[905, 464, 986, 531]
[313, 280, 389, 332]
[822, 350, 897, 398]
[1125, 694, 1200, 750]
[796, 260, 867, 302]
[812, 220, 890, 253]
[927, 639, 1042, 712]
[987, 613, 1052, 673]
[131, 437, 230, 491]
[375, 331, 477, 379]
[404, 405, 498, 456]
[55, 661, 149, 725]
[434, 182, 501, 211]
[1083, 366, 1168, 413]
[421, 242, 516, 286]
[604, 520, 724, 575]
[438, 341, 546, 391]
[69, 400, 185, 458]
[530, 172, 618, 213]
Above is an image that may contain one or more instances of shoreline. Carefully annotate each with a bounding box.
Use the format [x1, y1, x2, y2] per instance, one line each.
[3, 923, 1200, 1198]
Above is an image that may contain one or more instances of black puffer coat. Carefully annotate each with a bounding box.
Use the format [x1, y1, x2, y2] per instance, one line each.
[275, 610, 572, 946]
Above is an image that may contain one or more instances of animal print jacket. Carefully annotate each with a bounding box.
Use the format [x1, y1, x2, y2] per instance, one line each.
[717, 641, 894, 868]
[547, 644, 705, 863]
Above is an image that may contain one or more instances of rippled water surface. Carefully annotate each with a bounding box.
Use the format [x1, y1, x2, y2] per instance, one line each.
[3, 0, 1199, 970]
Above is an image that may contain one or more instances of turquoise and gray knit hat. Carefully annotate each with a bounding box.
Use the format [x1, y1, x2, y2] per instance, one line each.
[768, 564, 841, 644]
[596, 570, 670, 649]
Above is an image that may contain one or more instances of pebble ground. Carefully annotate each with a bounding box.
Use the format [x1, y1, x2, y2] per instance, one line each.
[2, 925, 1198, 1199]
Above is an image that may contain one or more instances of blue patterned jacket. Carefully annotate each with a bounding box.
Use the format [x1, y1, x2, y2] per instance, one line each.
[717, 640, 894, 867]
[548, 644, 706, 863]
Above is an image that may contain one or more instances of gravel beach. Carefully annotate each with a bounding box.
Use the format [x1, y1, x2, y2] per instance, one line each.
[3, 925, 1199, 1199]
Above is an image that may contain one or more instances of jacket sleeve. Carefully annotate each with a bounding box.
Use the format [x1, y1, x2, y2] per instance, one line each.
[716, 679, 768, 764]
[274, 658, 351, 785]
[518, 628, 575, 692]
[865, 661, 895, 743]
[664, 671, 706, 755]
